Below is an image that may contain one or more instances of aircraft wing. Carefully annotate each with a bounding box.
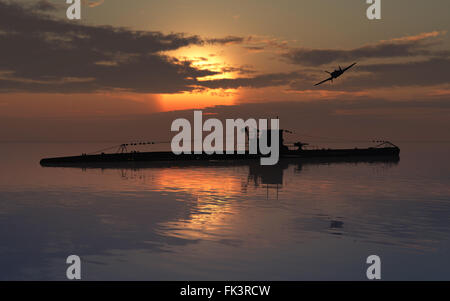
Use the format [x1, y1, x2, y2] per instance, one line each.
[314, 77, 333, 86]
[343, 62, 357, 72]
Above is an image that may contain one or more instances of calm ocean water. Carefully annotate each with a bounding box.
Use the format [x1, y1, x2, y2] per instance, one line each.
[0, 142, 449, 280]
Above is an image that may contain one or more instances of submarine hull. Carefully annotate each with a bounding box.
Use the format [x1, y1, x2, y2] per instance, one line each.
[40, 147, 400, 166]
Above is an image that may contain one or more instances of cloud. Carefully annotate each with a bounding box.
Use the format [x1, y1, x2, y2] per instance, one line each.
[32, 0, 58, 11]
[1, 1, 447, 95]
[243, 46, 265, 53]
[0, 2, 287, 94]
[87, 0, 105, 8]
[197, 72, 306, 89]
[247, 36, 291, 50]
[206, 36, 245, 45]
[284, 31, 447, 66]
[0, 1, 232, 93]
[220, 65, 256, 75]
[290, 57, 450, 91]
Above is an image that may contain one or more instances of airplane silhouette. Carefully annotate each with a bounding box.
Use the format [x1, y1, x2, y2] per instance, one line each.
[314, 62, 357, 86]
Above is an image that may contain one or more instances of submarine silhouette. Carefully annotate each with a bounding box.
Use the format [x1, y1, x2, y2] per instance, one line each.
[40, 130, 400, 166]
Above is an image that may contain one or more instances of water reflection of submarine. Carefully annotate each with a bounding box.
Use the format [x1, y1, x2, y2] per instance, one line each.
[247, 161, 289, 186]
[40, 156, 399, 192]
[246, 156, 399, 187]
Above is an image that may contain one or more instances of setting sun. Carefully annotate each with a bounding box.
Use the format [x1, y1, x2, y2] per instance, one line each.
[160, 45, 239, 111]
[166, 45, 238, 81]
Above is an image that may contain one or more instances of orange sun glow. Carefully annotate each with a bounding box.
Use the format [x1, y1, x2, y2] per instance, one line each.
[160, 46, 238, 111]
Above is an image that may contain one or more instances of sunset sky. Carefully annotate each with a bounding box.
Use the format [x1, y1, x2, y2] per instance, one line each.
[0, 0, 449, 143]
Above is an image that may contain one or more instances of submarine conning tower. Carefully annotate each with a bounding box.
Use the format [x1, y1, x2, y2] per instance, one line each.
[248, 129, 290, 154]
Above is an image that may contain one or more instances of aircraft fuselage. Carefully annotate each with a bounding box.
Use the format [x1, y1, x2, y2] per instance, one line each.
[331, 69, 343, 78]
